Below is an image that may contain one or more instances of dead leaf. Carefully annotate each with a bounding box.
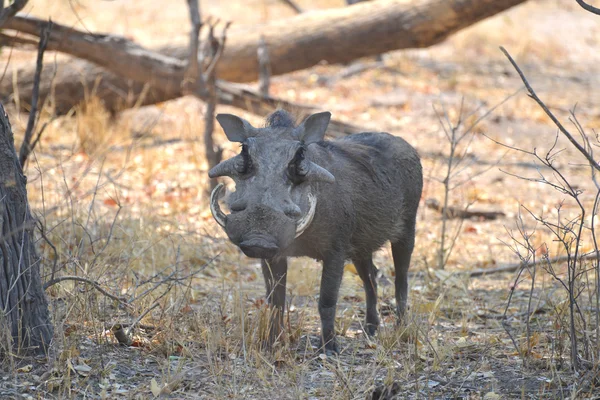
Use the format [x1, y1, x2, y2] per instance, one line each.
[17, 365, 32, 373]
[73, 363, 92, 377]
[103, 198, 119, 207]
[150, 378, 162, 397]
[345, 263, 358, 275]
[464, 225, 478, 234]
[483, 393, 501, 400]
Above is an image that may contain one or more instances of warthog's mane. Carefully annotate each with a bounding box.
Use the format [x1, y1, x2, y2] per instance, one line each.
[263, 109, 380, 182]
[316, 140, 380, 183]
[265, 109, 296, 128]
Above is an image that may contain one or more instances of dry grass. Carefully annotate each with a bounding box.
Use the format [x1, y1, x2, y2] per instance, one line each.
[1, 0, 600, 398]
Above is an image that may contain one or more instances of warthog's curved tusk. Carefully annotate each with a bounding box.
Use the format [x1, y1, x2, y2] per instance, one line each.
[295, 193, 317, 238]
[210, 183, 227, 228]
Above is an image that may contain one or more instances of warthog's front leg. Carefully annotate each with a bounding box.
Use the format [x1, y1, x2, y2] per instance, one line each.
[319, 253, 345, 355]
[261, 257, 288, 346]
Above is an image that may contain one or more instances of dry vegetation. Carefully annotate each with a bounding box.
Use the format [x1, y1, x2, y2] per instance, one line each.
[1, 0, 600, 398]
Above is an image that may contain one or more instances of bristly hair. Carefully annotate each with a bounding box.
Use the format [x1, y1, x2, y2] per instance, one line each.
[317, 140, 381, 184]
[265, 109, 296, 128]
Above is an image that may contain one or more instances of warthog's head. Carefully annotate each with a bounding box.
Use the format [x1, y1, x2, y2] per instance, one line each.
[208, 110, 336, 259]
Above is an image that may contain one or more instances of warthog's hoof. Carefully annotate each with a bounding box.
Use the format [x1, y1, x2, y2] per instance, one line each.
[320, 338, 339, 356]
[365, 323, 378, 337]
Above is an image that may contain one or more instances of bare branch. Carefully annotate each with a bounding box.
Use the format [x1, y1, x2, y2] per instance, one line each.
[202, 21, 225, 193]
[466, 253, 600, 277]
[257, 36, 271, 96]
[576, 0, 600, 15]
[18, 20, 51, 167]
[203, 21, 231, 80]
[499, 46, 600, 172]
[43, 275, 129, 306]
[0, 0, 27, 27]
[183, 0, 206, 97]
[126, 302, 161, 337]
[425, 198, 506, 220]
[279, 0, 303, 13]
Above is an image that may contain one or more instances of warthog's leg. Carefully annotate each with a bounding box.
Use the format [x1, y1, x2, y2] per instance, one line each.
[352, 255, 379, 336]
[319, 253, 345, 355]
[261, 257, 288, 346]
[391, 235, 415, 322]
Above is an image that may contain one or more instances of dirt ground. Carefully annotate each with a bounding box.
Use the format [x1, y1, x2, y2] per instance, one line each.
[1, 0, 600, 399]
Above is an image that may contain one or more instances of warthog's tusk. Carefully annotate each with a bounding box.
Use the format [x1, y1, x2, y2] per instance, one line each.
[210, 183, 227, 228]
[295, 193, 317, 238]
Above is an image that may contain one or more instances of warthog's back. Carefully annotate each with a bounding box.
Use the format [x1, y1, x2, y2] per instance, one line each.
[308, 132, 422, 257]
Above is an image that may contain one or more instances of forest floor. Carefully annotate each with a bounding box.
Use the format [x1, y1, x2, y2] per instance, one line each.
[1, 0, 600, 399]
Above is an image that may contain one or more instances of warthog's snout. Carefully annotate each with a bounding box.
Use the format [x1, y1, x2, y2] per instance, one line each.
[239, 235, 280, 259]
[210, 183, 318, 259]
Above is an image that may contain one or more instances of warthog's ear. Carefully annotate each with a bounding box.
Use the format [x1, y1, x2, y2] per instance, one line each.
[295, 112, 331, 144]
[216, 114, 256, 142]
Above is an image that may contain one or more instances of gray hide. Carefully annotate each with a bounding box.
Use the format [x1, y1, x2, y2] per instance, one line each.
[209, 109, 423, 354]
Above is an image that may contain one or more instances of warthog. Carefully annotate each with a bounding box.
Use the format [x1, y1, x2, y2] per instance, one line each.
[209, 109, 422, 354]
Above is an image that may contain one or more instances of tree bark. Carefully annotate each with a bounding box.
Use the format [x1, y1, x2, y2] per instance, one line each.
[0, 0, 527, 116]
[0, 103, 53, 355]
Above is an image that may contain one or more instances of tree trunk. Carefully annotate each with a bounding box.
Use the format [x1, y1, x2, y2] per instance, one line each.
[0, 0, 528, 115]
[0, 103, 53, 355]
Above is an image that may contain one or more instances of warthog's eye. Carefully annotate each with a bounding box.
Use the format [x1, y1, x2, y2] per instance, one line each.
[287, 146, 307, 184]
[236, 143, 252, 175]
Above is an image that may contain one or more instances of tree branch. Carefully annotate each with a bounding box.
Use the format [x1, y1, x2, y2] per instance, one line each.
[576, 0, 600, 15]
[257, 36, 271, 96]
[279, 0, 303, 13]
[183, 0, 205, 97]
[44, 275, 129, 305]
[18, 20, 51, 167]
[0, 0, 27, 27]
[466, 253, 600, 277]
[499, 46, 600, 172]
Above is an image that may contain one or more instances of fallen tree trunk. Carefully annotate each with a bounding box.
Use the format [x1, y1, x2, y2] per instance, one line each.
[0, 0, 528, 116]
[0, 15, 365, 136]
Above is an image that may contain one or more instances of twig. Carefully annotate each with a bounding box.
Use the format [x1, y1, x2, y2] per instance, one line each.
[278, 0, 303, 13]
[321, 60, 385, 87]
[114, 287, 172, 345]
[183, 0, 205, 97]
[466, 253, 600, 277]
[203, 21, 228, 193]
[425, 198, 505, 220]
[0, 0, 28, 27]
[257, 35, 271, 96]
[499, 46, 600, 172]
[35, 219, 57, 284]
[43, 275, 128, 305]
[28, 119, 52, 155]
[182, 2, 230, 194]
[18, 20, 51, 167]
[126, 302, 161, 337]
[203, 21, 231, 79]
[576, 0, 600, 15]
[128, 252, 216, 304]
